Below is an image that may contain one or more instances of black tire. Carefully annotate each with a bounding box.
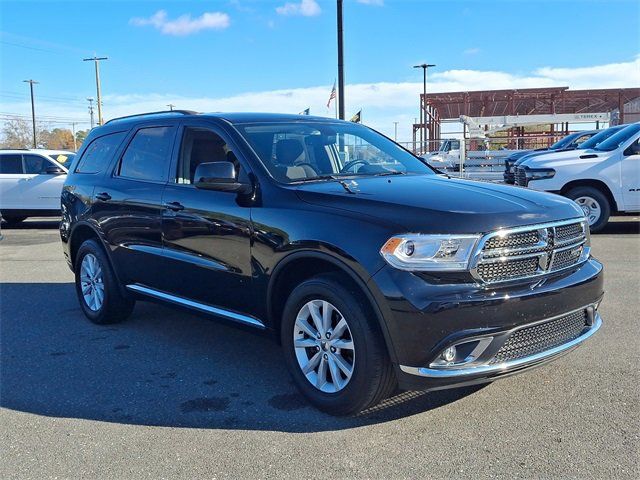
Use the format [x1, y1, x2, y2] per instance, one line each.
[280, 273, 396, 416]
[565, 186, 611, 233]
[74, 239, 135, 324]
[2, 215, 27, 225]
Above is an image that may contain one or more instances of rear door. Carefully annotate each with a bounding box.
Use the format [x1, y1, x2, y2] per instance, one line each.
[20, 154, 67, 210]
[0, 154, 25, 210]
[92, 123, 178, 288]
[159, 120, 254, 314]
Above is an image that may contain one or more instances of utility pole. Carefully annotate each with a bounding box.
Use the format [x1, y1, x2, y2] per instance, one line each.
[23, 79, 39, 148]
[71, 122, 78, 151]
[87, 97, 95, 128]
[413, 63, 435, 153]
[336, 0, 345, 120]
[83, 56, 108, 125]
[167, 103, 175, 111]
[393, 121, 399, 141]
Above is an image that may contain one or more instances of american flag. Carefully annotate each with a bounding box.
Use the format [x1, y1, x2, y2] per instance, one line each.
[326, 80, 336, 109]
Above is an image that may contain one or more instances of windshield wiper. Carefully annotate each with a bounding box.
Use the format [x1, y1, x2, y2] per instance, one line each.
[373, 170, 406, 177]
[307, 174, 357, 194]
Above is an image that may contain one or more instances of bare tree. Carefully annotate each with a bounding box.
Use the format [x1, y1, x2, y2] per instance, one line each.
[0, 118, 32, 148]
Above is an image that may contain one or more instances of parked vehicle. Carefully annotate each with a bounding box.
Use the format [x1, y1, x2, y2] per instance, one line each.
[0, 149, 73, 224]
[503, 130, 598, 184]
[516, 123, 640, 232]
[61, 111, 603, 415]
[422, 138, 460, 169]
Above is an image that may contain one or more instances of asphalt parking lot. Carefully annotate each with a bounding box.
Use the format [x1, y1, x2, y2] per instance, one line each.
[1, 217, 639, 479]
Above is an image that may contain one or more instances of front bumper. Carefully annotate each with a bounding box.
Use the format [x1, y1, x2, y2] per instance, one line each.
[368, 258, 604, 391]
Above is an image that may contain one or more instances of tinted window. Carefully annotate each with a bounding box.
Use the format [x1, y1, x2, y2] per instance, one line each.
[177, 127, 237, 184]
[118, 126, 175, 182]
[75, 132, 126, 174]
[23, 155, 49, 174]
[0, 154, 23, 174]
[579, 126, 625, 150]
[594, 124, 640, 152]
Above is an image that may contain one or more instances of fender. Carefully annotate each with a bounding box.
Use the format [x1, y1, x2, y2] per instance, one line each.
[267, 249, 399, 364]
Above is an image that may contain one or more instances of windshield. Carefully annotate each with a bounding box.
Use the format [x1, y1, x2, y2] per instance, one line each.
[579, 126, 626, 150]
[237, 121, 434, 183]
[593, 124, 640, 152]
[48, 153, 75, 166]
[550, 132, 581, 150]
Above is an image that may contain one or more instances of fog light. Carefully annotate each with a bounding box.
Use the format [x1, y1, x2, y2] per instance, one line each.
[442, 346, 457, 362]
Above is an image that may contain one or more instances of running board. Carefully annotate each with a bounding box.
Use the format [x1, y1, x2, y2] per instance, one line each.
[126, 284, 265, 329]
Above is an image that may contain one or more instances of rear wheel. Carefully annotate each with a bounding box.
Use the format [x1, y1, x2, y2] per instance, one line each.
[75, 239, 135, 324]
[281, 273, 396, 415]
[565, 186, 610, 233]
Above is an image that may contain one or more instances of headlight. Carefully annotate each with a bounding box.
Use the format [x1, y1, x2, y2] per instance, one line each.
[525, 168, 555, 181]
[380, 234, 481, 271]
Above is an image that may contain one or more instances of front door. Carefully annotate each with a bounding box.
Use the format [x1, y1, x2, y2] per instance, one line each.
[621, 138, 640, 210]
[20, 154, 67, 210]
[159, 122, 254, 315]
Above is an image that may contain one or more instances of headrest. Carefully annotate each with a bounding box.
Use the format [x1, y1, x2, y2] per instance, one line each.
[275, 139, 304, 166]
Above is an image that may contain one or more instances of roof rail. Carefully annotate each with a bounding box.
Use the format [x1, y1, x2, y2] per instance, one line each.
[104, 110, 199, 125]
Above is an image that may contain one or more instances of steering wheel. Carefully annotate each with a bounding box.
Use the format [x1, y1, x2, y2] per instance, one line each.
[340, 159, 368, 173]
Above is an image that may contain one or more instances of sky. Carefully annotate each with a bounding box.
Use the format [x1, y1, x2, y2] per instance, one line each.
[1, 0, 639, 141]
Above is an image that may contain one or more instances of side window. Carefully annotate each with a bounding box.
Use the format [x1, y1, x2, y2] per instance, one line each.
[75, 131, 127, 174]
[23, 155, 49, 174]
[176, 127, 238, 184]
[119, 126, 175, 182]
[0, 154, 24, 174]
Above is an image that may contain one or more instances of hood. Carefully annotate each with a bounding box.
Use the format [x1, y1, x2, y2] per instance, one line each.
[506, 149, 536, 162]
[520, 148, 613, 169]
[294, 174, 583, 234]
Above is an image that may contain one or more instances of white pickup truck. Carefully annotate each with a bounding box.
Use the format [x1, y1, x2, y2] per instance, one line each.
[515, 123, 640, 232]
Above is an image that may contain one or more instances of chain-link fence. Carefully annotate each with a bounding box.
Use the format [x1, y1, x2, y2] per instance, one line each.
[398, 133, 575, 182]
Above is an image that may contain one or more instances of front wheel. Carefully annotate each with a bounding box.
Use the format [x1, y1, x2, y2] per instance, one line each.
[565, 186, 610, 233]
[281, 273, 396, 415]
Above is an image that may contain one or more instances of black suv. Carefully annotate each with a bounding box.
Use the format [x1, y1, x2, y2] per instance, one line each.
[61, 111, 603, 415]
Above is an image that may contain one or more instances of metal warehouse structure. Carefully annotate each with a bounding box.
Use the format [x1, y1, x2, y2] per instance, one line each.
[413, 86, 640, 149]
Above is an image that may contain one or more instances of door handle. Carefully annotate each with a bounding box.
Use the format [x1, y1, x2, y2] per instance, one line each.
[164, 201, 184, 212]
[95, 192, 111, 201]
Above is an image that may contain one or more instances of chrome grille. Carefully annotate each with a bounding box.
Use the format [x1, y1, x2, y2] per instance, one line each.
[489, 309, 588, 364]
[515, 167, 528, 186]
[472, 219, 589, 284]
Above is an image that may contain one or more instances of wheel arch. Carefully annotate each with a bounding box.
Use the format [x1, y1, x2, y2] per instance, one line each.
[267, 250, 398, 363]
[561, 179, 618, 213]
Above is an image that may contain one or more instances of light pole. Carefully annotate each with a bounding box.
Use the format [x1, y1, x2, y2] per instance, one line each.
[23, 79, 39, 148]
[87, 97, 95, 128]
[83, 56, 108, 125]
[393, 121, 399, 141]
[336, 0, 345, 120]
[167, 104, 175, 111]
[413, 63, 435, 152]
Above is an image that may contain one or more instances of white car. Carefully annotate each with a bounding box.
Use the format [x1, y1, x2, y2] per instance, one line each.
[0, 149, 73, 225]
[515, 123, 640, 232]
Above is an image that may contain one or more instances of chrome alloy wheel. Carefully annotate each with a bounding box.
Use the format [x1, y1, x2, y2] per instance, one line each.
[80, 253, 105, 311]
[575, 196, 602, 226]
[293, 299, 355, 393]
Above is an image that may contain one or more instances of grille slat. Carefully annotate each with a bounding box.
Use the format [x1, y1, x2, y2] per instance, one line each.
[474, 220, 588, 284]
[490, 310, 588, 364]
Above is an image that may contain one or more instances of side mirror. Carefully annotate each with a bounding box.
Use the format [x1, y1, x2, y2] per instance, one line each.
[194, 161, 251, 193]
[45, 165, 66, 175]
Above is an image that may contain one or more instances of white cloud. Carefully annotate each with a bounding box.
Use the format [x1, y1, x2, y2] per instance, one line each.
[130, 10, 230, 36]
[463, 47, 480, 55]
[276, 0, 321, 17]
[2, 57, 638, 143]
[357, 0, 384, 5]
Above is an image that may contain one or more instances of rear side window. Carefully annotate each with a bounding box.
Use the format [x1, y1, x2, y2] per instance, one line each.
[75, 131, 127, 174]
[0, 154, 23, 174]
[23, 155, 49, 174]
[118, 126, 175, 182]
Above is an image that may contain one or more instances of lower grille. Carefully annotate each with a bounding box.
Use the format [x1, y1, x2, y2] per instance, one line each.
[490, 310, 588, 364]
